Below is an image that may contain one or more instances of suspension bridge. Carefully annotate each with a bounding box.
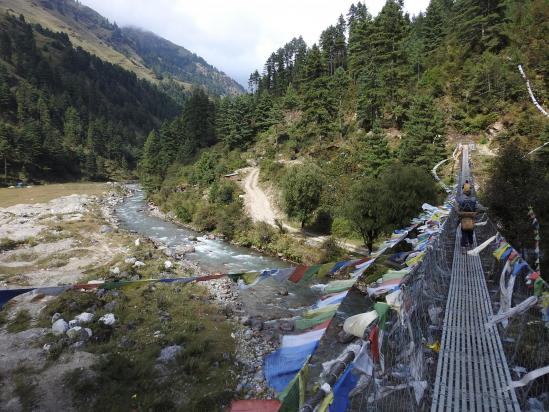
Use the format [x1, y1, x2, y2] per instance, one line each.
[296, 143, 546, 412]
[431, 144, 520, 411]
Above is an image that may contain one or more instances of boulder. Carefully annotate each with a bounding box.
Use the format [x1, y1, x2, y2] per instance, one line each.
[250, 317, 264, 332]
[124, 257, 137, 265]
[75, 312, 94, 324]
[164, 260, 173, 269]
[100, 225, 113, 234]
[157, 345, 182, 363]
[103, 301, 117, 312]
[277, 288, 289, 296]
[99, 313, 116, 326]
[110, 266, 120, 275]
[66, 326, 85, 340]
[51, 313, 62, 324]
[278, 320, 294, 333]
[135, 238, 141, 246]
[52, 319, 69, 335]
[69, 319, 79, 328]
[133, 261, 145, 268]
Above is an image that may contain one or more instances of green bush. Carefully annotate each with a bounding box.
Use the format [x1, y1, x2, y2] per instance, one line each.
[210, 180, 236, 204]
[193, 203, 218, 231]
[331, 217, 354, 239]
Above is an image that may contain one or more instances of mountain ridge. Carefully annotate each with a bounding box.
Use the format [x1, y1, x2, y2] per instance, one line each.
[0, 0, 245, 96]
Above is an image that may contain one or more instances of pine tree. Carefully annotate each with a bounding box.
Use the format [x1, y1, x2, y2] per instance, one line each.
[63, 106, 82, 148]
[422, 0, 452, 52]
[452, 0, 509, 54]
[301, 45, 336, 139]
[359, 123, 391, 176]
[398, 95, 446, 170]
[0, 122, 10, 181]
[0, 67, 11, 109]
[140, 131, 164, 192]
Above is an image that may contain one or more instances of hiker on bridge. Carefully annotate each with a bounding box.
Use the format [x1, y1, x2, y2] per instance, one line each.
[456, 191, 481, 253]
[462, 179, 471, 195]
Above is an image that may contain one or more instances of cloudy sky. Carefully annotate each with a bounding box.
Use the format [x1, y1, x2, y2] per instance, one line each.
[80, 0, 430, 87]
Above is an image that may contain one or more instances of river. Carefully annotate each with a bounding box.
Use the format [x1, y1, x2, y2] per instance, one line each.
[115, 186, 290, 273]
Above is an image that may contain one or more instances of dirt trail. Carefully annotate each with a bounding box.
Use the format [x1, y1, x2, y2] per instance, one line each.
[242, 167, 278, 226]
[239, 167, 368, 255]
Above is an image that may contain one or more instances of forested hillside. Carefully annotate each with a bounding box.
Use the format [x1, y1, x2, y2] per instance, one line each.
[0, 13, 180, 180]
[142, 0, 548, 266]
[0, 0, 244, 98]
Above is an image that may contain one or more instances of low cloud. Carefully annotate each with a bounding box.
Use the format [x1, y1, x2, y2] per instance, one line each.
[81, 0, 429, 87]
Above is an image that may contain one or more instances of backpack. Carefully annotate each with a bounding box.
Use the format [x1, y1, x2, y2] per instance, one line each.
[459, 196, 477, 212]
[462, 182, 471, 194]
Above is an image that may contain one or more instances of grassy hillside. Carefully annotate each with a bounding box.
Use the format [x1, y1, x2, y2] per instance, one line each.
[0, 0, 244, 98]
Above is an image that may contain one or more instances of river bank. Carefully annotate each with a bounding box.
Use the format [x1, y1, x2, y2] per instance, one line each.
[0, 183, 287, 409]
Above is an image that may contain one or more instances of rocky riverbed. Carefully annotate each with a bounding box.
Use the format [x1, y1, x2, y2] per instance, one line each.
[0, 182, 285, 408]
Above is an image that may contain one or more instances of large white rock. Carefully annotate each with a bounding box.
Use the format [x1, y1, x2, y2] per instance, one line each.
[66, 326, 83, 339]
[68, 319, 79, 328]
[124, 257, 137, 265]
[110, 266, 120, 275]
[133, 261, 145, 268]
[99, 313, 116, 326]
[135, 238, 141, 247]
[75, 312, 94, 324]
[51, 313, 62, 324]
[164, 260, 173, 269]
[52, 319, 69, 335]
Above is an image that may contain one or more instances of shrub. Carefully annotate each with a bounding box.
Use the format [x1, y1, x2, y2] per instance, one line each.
[193, 203, 217, 231]
[210, 180, 236, 204]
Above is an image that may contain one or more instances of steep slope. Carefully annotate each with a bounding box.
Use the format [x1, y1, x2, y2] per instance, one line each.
[0, 0, 244, 96]
[0, 13, 180, 180]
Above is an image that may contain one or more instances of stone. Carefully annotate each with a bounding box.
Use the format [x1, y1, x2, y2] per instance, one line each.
[124, 257, 137, 265]
[164, 260, 173, 269]
[277, 288, 289, 296]
[278, 320, 294, 333]
[51, 312, 62, 324]
[163, 248, 174, 257]
[100, 225, 113, 234]
[110, 266, 120, 275]
[71, 341, 86, 350]
[52, 319, 69, 335]
[133, 261, 145, 268]
[153, 330, 164, 339]
[119, 336, 135, 348]
[103, 300, 117, 312]
[157, 345, 182, 363]
[135, 238, 141, 246]
[158, 310, 171, 322]
[84, 328, 93, 338]
[250, 317, 264, 332]
[75, 312, 94, 324]
[43, 343, 52, 352]
[99, 313, 116, 326]
[66, 326, 84, 340]
[69, 319, 79, 328]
